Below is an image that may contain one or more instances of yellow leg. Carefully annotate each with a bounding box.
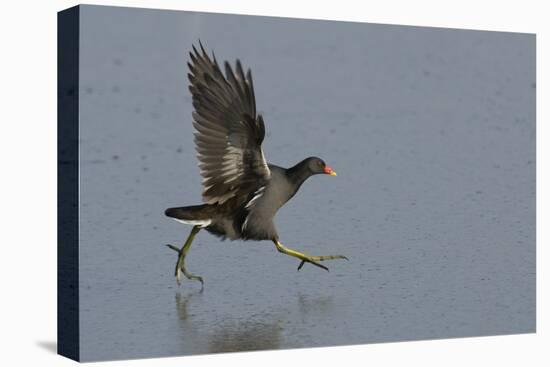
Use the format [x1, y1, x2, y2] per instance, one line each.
[273, 240, 348, 271]
[166, 225, 203, 288]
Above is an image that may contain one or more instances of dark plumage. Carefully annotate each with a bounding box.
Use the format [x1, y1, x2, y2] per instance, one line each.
[165, 43, 347, 286]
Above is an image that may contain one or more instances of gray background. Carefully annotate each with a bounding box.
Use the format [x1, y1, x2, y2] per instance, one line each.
[77, 5, 535, 362]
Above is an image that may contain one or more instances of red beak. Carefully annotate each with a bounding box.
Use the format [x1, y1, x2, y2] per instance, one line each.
[324, 166, 337, 176]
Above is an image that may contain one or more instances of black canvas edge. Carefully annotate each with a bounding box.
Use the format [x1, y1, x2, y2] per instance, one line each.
[57, 5, 80, 362]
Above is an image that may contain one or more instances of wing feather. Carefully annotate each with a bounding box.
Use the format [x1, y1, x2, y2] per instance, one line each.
[187, 43, 271, 205]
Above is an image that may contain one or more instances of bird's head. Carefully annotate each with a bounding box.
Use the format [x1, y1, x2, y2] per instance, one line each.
[305, 157, 337, 177]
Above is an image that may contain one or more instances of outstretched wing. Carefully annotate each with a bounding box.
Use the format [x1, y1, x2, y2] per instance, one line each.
[188, 43, 271, 205]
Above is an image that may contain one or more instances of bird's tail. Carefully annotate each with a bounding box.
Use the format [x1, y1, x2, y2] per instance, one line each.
[165, 204, 214, 227]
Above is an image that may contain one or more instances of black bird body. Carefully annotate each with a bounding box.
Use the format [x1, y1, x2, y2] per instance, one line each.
[166, 159, 322, 242]
[165, 43, 345, 285]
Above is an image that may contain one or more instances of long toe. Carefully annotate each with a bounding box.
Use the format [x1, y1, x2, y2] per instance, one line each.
[175, 267, 182, 286]
[184, 272, 204, 287]
[312, 254, 348, 262]
[166, 244, 180, 253]
[301, 258, 329, 271]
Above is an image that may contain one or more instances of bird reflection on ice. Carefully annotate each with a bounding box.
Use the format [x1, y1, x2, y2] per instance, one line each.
[174, 291, 336, 354]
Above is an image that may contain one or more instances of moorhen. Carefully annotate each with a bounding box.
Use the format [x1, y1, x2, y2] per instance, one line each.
[165, 43, 348, 286]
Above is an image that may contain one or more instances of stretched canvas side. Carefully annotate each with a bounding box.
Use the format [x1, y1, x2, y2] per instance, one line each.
[57, 5, 80, 362]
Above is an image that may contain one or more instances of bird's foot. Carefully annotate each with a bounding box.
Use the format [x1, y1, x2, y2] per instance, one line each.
[166, 244, 204, 289]
[297, 254, 349, 271]
[273, 240, 348, 272]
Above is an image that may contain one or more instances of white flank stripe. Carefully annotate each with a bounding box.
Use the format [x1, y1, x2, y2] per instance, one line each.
[242, 216, 250, 232]
[245, 186, 265, 209]
[242, 186, 266, 232]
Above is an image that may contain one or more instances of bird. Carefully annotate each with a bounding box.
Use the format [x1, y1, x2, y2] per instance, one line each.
[165, 42, 348, 287]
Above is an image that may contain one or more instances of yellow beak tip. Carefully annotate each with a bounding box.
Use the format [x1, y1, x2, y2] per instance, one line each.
[330, 171, 337, 177]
